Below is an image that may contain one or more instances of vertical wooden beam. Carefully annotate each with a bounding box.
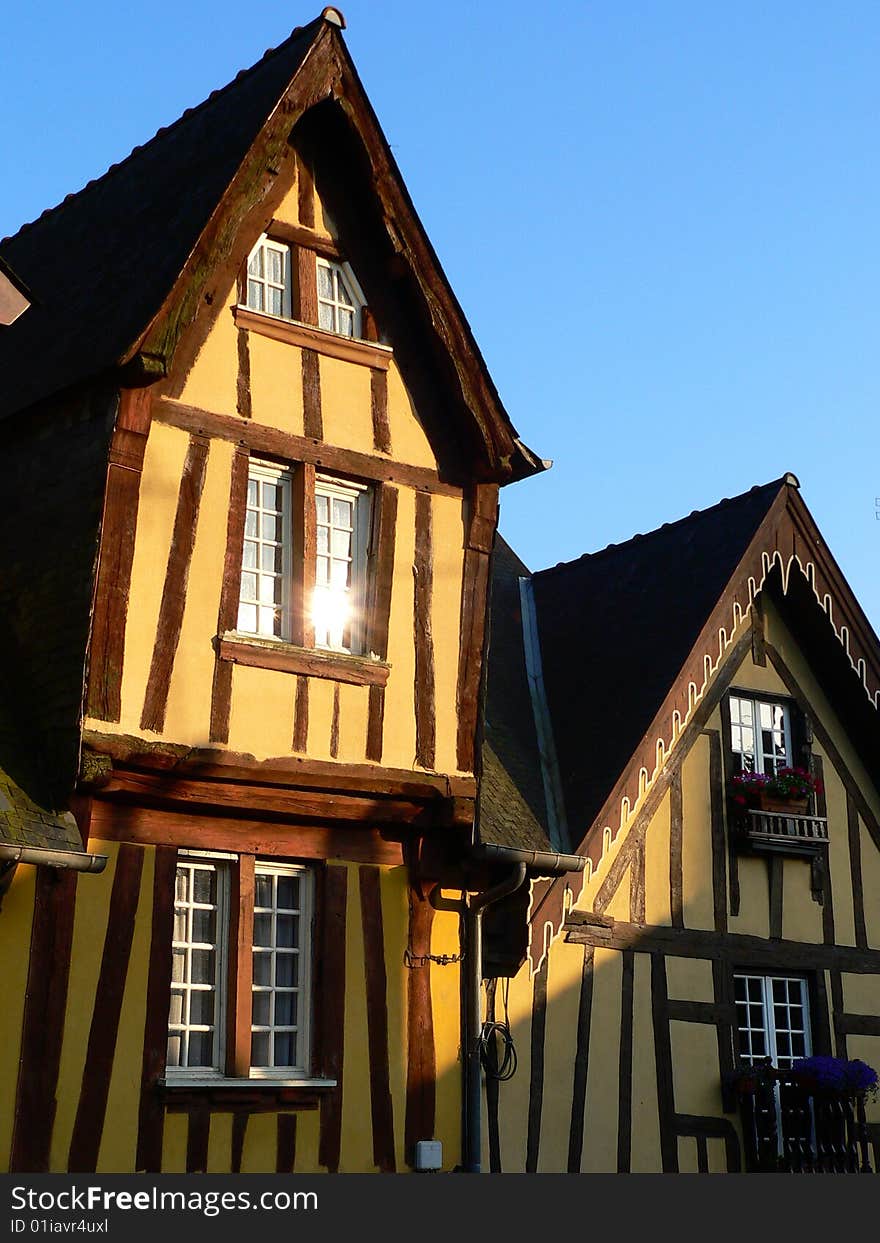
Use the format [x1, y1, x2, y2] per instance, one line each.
[231, 1113, 249, 1173]
[370, 367, 391, 454]
[226, 854, 255, 1079]
[768, 856, 784, 941]
[292, 462, 317, 649]
[329, 684, 341, 759]
[413, 491, 436, 770]
[707, 730, 728, 934]
[236, 329, 252, 420]
[525, 955, 549, 1174]
[404, 888, 436, 1164]
[751, 597, 767, 666]
[456, 484, 499, 772]
[10, 868, 78, 1172]
[718, 695, 741, 917]
[567, 945, 594, 1173]
[87, 387, 151, 721]
[813, 758, 836, 944]
[617, 949, 635, 1173]
[297, 153, 315, 228]
[292, 675, 310, 752]
[318, 865, 347, 1173]
[629, 838, 646, 925]
[651, 952, 678, 1173]
[68, 844, 145, 1172]
[186, 1108, 210, 1173]
[301, 350, 323, 440]
[669, 771, 684, 929]
[830, 971, 848, 1058]
[136, 845, 176, 1173]
[365, 484, 397, 763]
[293, 244, 318, 324]
[210, 446, 249, 744]
[696, 1134, 709, 1173]
[359, 867, 396, 1172]
[141, 435, 210, 732]
[276, 1115, 298, 1173]
[847, 792, 867, 949]
[712, 960, 735, 1082]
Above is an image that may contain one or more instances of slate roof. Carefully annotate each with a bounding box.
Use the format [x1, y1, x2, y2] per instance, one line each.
[0, 20, 320, 419]
[478, 536, 552, 853]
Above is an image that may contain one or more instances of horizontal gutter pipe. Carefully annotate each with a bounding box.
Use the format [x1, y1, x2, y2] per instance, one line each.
[0, 844, 108, 873]
[470, 842, 588, 876]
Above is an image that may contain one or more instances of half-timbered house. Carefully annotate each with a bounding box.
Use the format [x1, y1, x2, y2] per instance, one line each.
[0, 8, 559, 1175]
[479, 475, 880, 1173]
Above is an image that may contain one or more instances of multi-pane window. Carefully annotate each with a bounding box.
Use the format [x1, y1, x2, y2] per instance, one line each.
[313, 475, 369, 653]
[317, 259, 361, 337]
[734, 973, 812, 1067]
[245, 237, 291, 318]
[167, 860, 228, 1073]
[729, 694, 792, 776]
[166, 856, 313, 1080]
[251, 865, 312, 1075]
[237, 462, 291, 640]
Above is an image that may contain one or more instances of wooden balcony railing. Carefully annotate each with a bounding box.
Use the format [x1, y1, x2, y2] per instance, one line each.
[736, 1067, 874, 1173]
[735, 809, 828, 854]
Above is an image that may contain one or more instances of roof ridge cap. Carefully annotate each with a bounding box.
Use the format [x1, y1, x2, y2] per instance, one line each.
[533, 475, 793, 579]
[1, 19, 323, 248]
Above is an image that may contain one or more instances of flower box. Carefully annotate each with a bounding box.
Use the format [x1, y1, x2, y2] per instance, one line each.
[754, 791, 809, 815]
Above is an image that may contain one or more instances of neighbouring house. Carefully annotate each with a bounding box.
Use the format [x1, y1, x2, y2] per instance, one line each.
[1, 10, 878, 1177]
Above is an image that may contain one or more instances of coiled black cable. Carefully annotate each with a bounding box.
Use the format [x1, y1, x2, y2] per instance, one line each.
[479, 1020, 518, 1082]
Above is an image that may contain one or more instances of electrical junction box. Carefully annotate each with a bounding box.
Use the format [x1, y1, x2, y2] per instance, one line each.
[413, 1139, 442, 1171]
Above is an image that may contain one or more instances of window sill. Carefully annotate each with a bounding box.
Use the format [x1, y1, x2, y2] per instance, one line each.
[218, 633, 390, 687]
[158, 1076, 336, 1112]
[232, 305, 392, 371]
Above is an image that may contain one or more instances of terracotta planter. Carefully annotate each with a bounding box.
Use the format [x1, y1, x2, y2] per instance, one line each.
[755, 792, 809, 815]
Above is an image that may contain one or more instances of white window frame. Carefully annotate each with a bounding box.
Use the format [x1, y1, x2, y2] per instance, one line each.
[316, 257, 364, 338]
[166, 854, 314, 1083]
[734, 972, 812, 1068]
[250, 862, 314, 1079]
[729, 693, 793, 776]
[236, 460, 293, 641]
[244, 236, 292, 319]
[167, 857, 230, 1080]
[313, 474, 371, 655]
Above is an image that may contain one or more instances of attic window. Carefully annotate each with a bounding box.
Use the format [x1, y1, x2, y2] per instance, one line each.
[317, 258, 362, 338]
[246, 237, 291, 318]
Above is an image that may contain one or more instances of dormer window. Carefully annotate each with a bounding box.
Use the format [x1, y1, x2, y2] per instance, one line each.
[729, 694, 792, 776]
[317, 258, 361, 337]
[245, 237, 291, 318]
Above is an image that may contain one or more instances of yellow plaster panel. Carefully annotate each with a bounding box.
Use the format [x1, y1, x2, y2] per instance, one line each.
[51, 841, 120, 1171]
[846, 1036, 880, 1123]
[386, 362, 436, 469]
[707, 1136, 729, 1173]
[0, 862, 36, 1170]
[178, 283, 238, 415]
[729, 648, 789, 697]
[860, 819, 880, 951]
[239, 1113, 277, 1173]
[842, 972, 880, 1015]
[380, 866, 409, 1174]
[163, 440, 233, 745]
[602, 870, 631, 924]
[116, 424, 191, 737]
[824, 760, 856, 947]
[319, 356, 373, 455]
[429, 904, 463, 1168]
[339, 861, 373, 1171]
[226, 665, 296, 760]
[381, 487, 416, 770]
[160, 1112, 189, 1173]
[304, 678, 336, 762]
[494, 955, 535, 1172]
[677, 1134, 699, 1173]
[645, 791, 672, 927]
[248, 334, 304, 435]
[670, 1020, 723, 1117]
[580, 947, 622, 1172]
[681, 736, 715, 931]
[537, 935, 585, 1173]
[432, 494, 466, 775]
[336, 683, 368, 764]
[272, 179, 299, 228]
[630, 952, 662, 1172]
[781, 856, 824, 944]
[729, 855, 770, 940]
[206, 1113, 233, 1173]
[98, 847, 156, 1173]
[292, 1109, 322, 1174]
[666, 956, 715, 1003]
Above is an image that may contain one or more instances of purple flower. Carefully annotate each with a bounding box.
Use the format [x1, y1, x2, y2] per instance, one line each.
[792, 1055, 879, 1097]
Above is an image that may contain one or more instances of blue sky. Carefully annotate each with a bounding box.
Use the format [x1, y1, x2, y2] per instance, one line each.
[3, 2, 879, 627]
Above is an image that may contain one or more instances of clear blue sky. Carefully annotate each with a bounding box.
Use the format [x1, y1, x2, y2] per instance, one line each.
[3, 2, 879, 628]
